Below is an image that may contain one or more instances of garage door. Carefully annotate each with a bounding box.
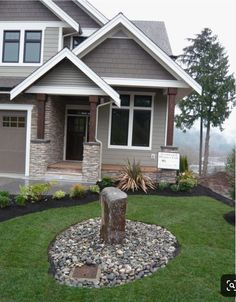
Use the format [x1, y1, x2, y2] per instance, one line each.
[0, 110, 27, 174]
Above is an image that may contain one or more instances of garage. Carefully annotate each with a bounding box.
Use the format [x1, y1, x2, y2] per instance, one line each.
[0, 110, 27, 174]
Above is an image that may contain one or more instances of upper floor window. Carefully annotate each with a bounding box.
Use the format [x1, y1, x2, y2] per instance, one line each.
[2, 31, 20, 63]
[24, 31, 42, 63]
[72, 36, 87, 49]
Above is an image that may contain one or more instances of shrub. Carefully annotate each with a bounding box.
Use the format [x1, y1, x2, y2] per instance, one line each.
[177, 171, 197, 192]
[97, 176, 114, 190]
[53, 190, 66, 200]
[180, 155, 189, 173]
[19, 182, 54, 203]
[89, 185, 100, 194]
[0, 192, 10, 208]
[69, 184, 86, 199]
[158, 182, 169, 191]
[225, 148, 235, 200]
[170, 184, 179, 192]
[15, 195, 27, 206]
[0, 191, 10, 198]
[116, 160, 156, 193]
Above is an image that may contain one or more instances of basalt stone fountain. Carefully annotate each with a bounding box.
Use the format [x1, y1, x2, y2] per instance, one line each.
[49, 188, 179, 288]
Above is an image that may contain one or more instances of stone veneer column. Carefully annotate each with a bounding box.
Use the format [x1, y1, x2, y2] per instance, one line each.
[157, 146, 179, 184]
[82, 142, 101, 183]
[30, 139, 51, 176]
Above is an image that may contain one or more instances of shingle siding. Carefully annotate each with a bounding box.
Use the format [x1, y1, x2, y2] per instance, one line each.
[83, 38, 175, 80]
[54, 0, 101, 28]
[97, 90, 167, 167]
[0, 1, 60, 21]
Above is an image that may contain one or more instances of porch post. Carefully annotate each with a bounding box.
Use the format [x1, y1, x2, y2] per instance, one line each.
[89, 95, 99, 142]
[166, 88, 177, 146]
[36, 94, 47, 140]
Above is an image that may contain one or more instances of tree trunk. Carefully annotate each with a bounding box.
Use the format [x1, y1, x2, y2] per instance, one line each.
[202, 121, 211, 176]
[199, 117, 203, 176]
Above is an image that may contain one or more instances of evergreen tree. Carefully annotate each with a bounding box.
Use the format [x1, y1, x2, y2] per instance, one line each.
[176, 28, 235, 176]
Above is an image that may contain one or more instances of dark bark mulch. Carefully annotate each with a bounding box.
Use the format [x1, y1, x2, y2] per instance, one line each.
[0, 193, 99, 223]
[0, 185, 234, 223]
[223, 211, 235, 226]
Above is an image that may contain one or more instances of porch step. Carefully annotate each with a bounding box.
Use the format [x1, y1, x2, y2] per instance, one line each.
[45, 171, 83, 182]
[47, 161, 83, 181]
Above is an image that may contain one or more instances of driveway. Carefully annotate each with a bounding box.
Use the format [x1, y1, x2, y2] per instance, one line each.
[0, 177, 84, 195]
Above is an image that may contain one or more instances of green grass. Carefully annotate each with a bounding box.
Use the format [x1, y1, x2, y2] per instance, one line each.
[0, 196, 234, 302]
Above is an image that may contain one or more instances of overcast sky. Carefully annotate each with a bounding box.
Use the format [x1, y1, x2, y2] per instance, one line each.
[90, 0, 236, 143]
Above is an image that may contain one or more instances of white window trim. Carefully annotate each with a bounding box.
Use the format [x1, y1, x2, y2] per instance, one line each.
[0, 28, 45, 66]
[63, 104, 90, 161]
[108, 92, 155, 151]
[0, 104, 33, 177]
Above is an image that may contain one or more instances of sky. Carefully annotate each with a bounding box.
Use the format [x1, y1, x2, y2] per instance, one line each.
[89, 0, 236, 144]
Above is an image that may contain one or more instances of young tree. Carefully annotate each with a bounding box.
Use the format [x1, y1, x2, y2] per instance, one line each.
[175, 28, 235, 176]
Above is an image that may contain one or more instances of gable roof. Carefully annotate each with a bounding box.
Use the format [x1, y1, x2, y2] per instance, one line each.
[40, 0, 80, 31]
[132, 21, 172, 55]
[10, 48, 121, 106]
[73, 13, 202, 95]
[71, 0, 108, 25]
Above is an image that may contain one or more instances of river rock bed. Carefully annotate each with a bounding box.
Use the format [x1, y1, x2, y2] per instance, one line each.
[49, 218, 178, 288]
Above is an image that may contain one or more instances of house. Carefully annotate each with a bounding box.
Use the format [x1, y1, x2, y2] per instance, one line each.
[0, 0, 201, 183]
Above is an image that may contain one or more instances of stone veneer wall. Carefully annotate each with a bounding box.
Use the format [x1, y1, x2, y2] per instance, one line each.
[82, 142, 101, 183]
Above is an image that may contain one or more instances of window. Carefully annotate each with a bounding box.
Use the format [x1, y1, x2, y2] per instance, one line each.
[2, 31, 20, 63]
[109, 94, 153, 149]
[2, 116, 25, 128]
[24, 31, 42, 63]
[72, 36, 87, 49]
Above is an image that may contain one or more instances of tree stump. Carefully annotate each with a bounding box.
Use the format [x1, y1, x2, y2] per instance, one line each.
[100, 187, 127, 244]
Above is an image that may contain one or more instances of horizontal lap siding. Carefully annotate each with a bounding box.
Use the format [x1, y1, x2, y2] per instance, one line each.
[0, 1, 60, 21]
[83, 38, 175, 80]
[35, 59, 97, 87]
[0, 27, 60, 78]
[97, 92, 167, 167]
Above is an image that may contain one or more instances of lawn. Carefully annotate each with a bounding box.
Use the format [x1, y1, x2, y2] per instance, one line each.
[0, 196, 234, 302]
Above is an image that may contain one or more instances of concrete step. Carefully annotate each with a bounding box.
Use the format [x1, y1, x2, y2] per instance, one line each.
[45, 171, 83, 182]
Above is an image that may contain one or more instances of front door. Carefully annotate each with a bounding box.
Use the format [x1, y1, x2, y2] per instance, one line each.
[66, 115, 88, 161]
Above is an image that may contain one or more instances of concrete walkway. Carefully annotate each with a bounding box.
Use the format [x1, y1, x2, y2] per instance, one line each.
[0, 176, 86, 195]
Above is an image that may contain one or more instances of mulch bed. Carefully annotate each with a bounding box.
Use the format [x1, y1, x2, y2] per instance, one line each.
[224, 211, 235, 226]
[0, 185, 234, 223]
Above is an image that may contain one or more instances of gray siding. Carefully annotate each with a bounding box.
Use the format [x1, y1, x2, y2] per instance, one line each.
[83, 38, 175, 80]
[43, 27, 60, 62]
[54, 0, 101, 28]
[0, 1, 60, 21]
[35, 59, 97, 88]
[97, 91, 167, 167]
[0, 27, 59, 80]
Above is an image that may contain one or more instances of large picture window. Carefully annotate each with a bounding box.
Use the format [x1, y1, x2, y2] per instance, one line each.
[2, 31, 20, 63]
[109, 94, 153, 149]
[24, 31, 42, 63]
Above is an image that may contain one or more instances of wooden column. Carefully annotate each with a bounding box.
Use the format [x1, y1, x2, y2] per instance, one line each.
[36, 94, 47, 140]
[166, 88, 177, 146]
[89, 96, 99, 142]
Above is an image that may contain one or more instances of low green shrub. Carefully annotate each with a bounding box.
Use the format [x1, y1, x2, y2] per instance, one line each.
[69, 184, 86, 199]
[158, 182, 169, 191]
[177, 171, 197, 192]
[97, 176, 114, 190]
[225, 148, 235, 200]
[89, 185, 100, 194]
[15, 195, 27, 206]
[19, 182, 55, 203]
[170, 184, 179, 192]
[0, 191, 10, 208]
[53, 190, 66, 200]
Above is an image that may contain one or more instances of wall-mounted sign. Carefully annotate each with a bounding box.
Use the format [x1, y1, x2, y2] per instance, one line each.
[158, 152, 180, 170]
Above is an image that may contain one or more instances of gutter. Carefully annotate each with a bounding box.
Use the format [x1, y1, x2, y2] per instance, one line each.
[95, 98, 113, 181]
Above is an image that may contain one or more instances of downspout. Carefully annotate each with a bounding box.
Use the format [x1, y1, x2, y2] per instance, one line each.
[95, 99, 113, 181]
